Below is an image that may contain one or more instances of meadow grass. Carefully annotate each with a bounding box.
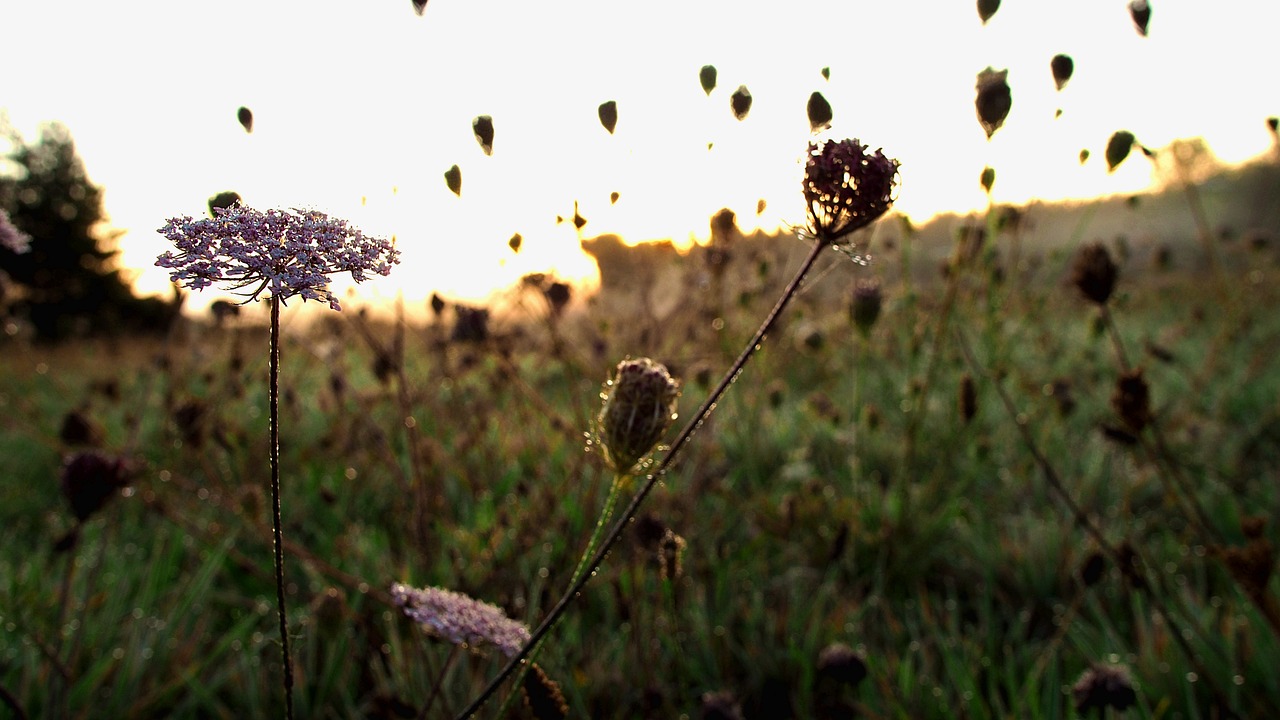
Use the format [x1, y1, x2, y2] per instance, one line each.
[2, 192, 1280, 718]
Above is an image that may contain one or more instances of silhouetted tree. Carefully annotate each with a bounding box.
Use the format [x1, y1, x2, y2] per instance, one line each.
[0, 120, 178, 340]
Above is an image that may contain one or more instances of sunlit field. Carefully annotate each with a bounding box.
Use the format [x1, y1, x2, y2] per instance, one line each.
[4, 147, 1280, 717]
[5, 2, 1280, 718]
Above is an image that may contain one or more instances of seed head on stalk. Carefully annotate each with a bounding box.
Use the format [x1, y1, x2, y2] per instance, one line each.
[802, 138, 900, 250]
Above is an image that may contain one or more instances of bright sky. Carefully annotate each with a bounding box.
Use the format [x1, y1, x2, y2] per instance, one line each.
[2, 0, 1277, 308]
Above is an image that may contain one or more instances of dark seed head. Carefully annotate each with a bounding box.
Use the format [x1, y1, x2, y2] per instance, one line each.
[1072, 663, 1137, 713]
[1111, 369, 1152, 434]
[816, 643, 868, 688]
[975, 67, 1012, 139]
[1071, 242, 1118, 304]
[1080, 551, 1106, 587]
[60, 451, 131, 522]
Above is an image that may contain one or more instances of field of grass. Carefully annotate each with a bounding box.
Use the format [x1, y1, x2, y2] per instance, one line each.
[3, 174, 1280, 718]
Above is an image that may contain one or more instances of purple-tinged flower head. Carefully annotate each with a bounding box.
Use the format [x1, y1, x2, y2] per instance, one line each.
[803, 139, 900, 247]
[0, 209, 32, 254]
[156, 205, 399, 311]
[390, 583, 530, 658]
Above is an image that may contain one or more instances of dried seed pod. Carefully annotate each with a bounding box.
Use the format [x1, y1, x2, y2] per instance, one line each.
[1128, 0, 1151, 36]
[598, 100, 618, 134]
[730, 86, 752, 120]
[975, 67, 1012, 139]
[1050, 54, 1074, 90]
[980, 166, 996, 194]
[207, 191, 242, 218]
[807, 91, 833, 132]
[60, 451, 131, 522]
[444, 164, 462, 196]
[850, 277, 883, 336]
[699, 65, 717, 95]
[1071, 242, 1118, 305]
[472, 115, 494, 155]
[1111, 369, 1152, 434]
[1105, 131, 1136, 172]
[977, 0, 1000, 24]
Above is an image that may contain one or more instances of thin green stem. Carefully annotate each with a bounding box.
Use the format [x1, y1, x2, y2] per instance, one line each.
[493, 471, 629, 717]
[269, 296, 295, 720]
[455, 237, 831, 719]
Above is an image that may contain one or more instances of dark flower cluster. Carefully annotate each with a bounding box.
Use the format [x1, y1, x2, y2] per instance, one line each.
[156, 206, 399, 311]
[802, 139, 899, 246]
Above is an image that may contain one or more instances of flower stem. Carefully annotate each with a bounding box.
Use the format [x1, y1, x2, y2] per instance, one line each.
[455, 238, 830, 719]
[492, 471, 628, 717]
[269, 296, 295, 720]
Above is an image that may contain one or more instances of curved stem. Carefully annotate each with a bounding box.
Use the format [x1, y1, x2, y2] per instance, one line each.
[455, 238, 830, 719]
[269, 296, 295, 720]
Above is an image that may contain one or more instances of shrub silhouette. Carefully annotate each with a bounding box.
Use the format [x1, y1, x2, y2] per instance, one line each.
[0, 121, 179, 340]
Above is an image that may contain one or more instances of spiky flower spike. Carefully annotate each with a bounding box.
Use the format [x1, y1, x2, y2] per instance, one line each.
[597, 358, 681, 475]
[156, 205, 399, 310]
[802, 138, 899, 247]
[0, 208, 32, 254]
[390, 583, 531, 659]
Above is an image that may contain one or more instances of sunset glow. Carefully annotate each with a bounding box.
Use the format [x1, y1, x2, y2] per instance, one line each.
[3, 0, 1277, 309]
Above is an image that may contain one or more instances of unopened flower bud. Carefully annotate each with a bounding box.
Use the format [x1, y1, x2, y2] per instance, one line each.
[597, 358, 681, 474]
[850, 278, 883, 336]
[1071, 242, 1118, 305]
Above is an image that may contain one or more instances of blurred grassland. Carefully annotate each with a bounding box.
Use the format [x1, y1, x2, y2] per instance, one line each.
[2, 161, 1280, 718]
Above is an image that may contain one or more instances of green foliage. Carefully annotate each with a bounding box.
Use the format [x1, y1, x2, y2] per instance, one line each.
[3, 168, 1280, 716]
[0, 121, 178, 341]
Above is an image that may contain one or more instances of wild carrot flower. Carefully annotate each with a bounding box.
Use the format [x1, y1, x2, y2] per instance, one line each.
[596, 358, 681, 475]
[0, 209, 32, 254]
[391, 583, 531, 658]
[802, 139, 899, 248]
[156, 205, 399, 310]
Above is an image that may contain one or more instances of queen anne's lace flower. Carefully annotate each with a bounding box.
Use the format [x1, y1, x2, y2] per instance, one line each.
[156, 205, 399, 310]
[391, 583, 531, 658]
[0, 209, 32, 254]
[802, 139, 899, 247]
